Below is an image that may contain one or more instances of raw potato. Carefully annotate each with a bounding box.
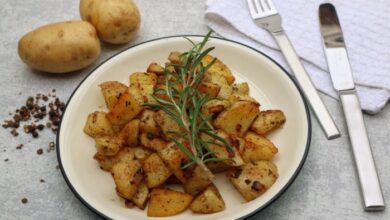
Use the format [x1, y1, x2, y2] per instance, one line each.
[142, 153, 172, 188]
[84, 111, 114, 137]
[147, 188, 193, 217]
[228, 160, 278, 201]
[190, 185, 225, 213]
[242, 132, 278, 162]
[18, 20, 100, 73]
[213, 101, 260, 137]
[94, 135, 124, 156]
[251, 110, 286, 135]
[99, 81, 128, 110]
[111, 160, 143, 200]
[80, 0, 141, 44]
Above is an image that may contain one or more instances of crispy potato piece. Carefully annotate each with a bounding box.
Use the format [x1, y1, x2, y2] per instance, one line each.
[232, 82, 249, 95]
[202, 54, 235, 85]
[165, 175, 182, 185]
[128, 85, 144, 105]
[228, 93, 258, 104]
[168, 51, 182, 64]
[198, 82, 221, 98]
[242, 132, 278, 162]
[139, 110, 161, 135]
[140, 133, 169, 151]
[93, 147, 135, 171]
[206, 161, 231, 173]
[129, 72, 157, 104]
[201, 99, 230, 116]
[190, 185, 225, 213]
[184, 166, 212, 196]
[228, 160, 278, 201]
[147, 63, 165, 75]
[203, 73, 233, 100]
[131, 183, 149, 209]
[120, 119, 140, 147]
[213, 101, 260, 137]
[94, 135, 124, 156]
[132, 147, 152, 161]
[84, 111, 115, 138]
[99, 81, 128, 110]
[147, 188, 193, 217]
[154, 110, 185, 140]
[107, 92, 143, 127]
[142, 153, 172, 188]
[251, 110, 286, 135]
[158, 143, 190, 183]
[111, 160, 143, 200]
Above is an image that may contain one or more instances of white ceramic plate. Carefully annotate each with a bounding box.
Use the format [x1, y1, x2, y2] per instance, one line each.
[57, 36, 311, 220]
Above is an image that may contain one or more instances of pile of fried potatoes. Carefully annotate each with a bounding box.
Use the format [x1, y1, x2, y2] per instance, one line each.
[83, 51, 286, 217]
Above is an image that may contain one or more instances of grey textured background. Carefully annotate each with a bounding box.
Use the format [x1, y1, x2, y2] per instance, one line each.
[0, 0, 389, 219]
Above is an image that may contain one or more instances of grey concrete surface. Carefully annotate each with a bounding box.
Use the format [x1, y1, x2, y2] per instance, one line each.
[0, 0, 388, 219]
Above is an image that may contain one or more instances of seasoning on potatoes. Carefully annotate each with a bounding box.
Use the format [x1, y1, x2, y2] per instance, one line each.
[80, 0, 141, 44]
[18, 20, 101, 74]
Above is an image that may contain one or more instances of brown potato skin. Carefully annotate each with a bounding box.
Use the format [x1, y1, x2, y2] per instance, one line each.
[18, 20, 100, 73]
[80, 0, 141, 44]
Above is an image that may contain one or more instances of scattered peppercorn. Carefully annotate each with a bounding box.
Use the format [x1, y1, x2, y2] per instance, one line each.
[16, 144, 24, 150]
[21, 198, 28, 204]
[40, 179, 45, 183]
[37, 148, 43, 155]
[4, 158, 8, 162]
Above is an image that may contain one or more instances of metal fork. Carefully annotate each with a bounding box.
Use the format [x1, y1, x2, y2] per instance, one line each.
[247, 0, 340, 140]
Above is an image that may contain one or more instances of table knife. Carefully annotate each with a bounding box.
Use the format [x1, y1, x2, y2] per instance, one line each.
[319, 3, 385, 211]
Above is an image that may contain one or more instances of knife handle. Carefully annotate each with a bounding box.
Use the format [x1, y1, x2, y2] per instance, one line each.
[272, 31, 340, 139]
[340, 91, 385, 211]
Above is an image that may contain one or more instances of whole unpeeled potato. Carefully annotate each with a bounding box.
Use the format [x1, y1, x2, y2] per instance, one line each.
[18, 21, 101, 73]
[80, 0, 141, 44]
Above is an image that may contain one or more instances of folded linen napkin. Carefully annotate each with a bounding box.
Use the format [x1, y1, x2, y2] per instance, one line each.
[205, 0, 390, 114]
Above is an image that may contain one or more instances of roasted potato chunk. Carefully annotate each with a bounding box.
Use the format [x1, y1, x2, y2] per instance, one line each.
[142, 153, 172, 188]
[198, 82, 221, 98]
[228, 93, 258, 104]
[147, 188, 193, 217]
[168, 51, 181, 64]
[228, 160, 278, 201]
[184, 166, 213, 196]
[84, 111, 114, 138]
[251, 110, 286, 135]
[201, 99, 230, 116]
[93, 147, 135, 171]
[242, 132, 278, 162]
[147, 63, 165, 75]
[232, 82, 249, 95]
[94, 135, 124, 156]
[132, 147, 152, 161]
[127, 85, 144, 105]
[190, 185, 225, 213]
[131, 183, 149, 209]
[139, 110, 161, 135]
[154, 110, 185, 140]
[206, 161, 231, 173]
[107, 91, 143, 127]
[202, 54, 235, 85]
[99, 81, 128, 110]
[111, 160, 143, 200]
[140, 133, 168, 151]
[213, 101, 260, 136]
[129, 72, 158, 104]
[158, 143, 190, 183]
[120, 119, 140, 147]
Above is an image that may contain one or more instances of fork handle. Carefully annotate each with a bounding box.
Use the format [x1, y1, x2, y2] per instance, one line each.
[272, 31, 340, 139]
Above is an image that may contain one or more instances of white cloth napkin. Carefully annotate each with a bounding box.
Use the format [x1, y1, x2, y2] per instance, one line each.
[205, 0, 390, 114]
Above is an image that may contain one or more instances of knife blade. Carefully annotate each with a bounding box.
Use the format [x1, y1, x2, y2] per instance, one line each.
[319, 3, 385, 211]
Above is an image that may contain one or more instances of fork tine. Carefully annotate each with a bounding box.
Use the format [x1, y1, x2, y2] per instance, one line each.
[259, 0, 269, 11]
[264, 0, 276, 11]
[254, 0, 264, 12]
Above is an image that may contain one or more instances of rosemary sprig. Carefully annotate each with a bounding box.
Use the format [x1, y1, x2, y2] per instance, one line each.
[143, 32, 233, 180]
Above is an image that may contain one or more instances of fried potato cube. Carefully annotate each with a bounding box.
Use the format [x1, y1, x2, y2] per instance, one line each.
[198, 82, 221, 98]
[190, 185, 225, 213]
[201, 99, 230, 116]
[147, 63, 165, 75]
[202, 54, 235, 85]
[228, 160, 278, 201]
[131, 183, 149, 209]
[251, 110, 286, 135]
[129, 72, 158, 104]
[132, 147, 152, 161]
[242, 132, 278, 162]
[120, 119, 140, 147]
[99, 81, 128, 110]
[93, 147, 135, 171]
[142, 153, 172, 188]
[206, 161, 231, 173]
[228, 93, 258, 104]
[140, 133, 168, 151]
[168, 51, 182, 64]
[158, 143, 190, 183]
[154, 110, 185, 140]
[232, 82, 249, 95]
[184, 166, 212, 196]
[127, 85, 144, 105]
[84, 111, 115, 138]
[213, 101, 260, 137]
[107, 91, 143, 127]
[111, 160, 143, 200]
[139, 109, 161, 135]
[147, 188, 193, 217]
[94, 135, 124, 156]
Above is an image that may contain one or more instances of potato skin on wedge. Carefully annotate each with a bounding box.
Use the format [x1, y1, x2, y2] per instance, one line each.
[241, 132, 278, 162]
[251, 110, 286, 135]
[111, 160, 143, 200]
[147, 188, 193, 217]
[190, 185, 225, 214]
